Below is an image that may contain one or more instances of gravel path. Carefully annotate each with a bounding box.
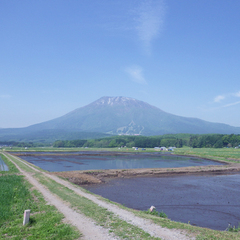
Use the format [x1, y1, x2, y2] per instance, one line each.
[5, 153, 118, 240]
[5, 153, 195, 240]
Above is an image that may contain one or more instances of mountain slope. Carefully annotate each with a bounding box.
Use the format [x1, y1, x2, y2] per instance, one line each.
[1, 96, 240, 142]
[26, 96, 240, 135]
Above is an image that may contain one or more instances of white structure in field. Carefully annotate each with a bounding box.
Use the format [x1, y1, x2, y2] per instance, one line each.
[23, 209, 30, 225]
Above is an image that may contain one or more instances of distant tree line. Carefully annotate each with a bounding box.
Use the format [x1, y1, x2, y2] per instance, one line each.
[2, 134, 240, 149]
[52, 134, 240, 149]
[53, 135, 183, 148]
[188, 134, 240, 148]
[0, 141, 49, 148]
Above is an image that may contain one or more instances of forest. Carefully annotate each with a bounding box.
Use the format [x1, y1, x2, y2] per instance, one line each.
[1, 134, 240, 149]
[52, 134, 240, 149]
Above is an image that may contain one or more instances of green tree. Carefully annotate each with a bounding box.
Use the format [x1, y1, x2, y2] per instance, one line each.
[109, 140, 117, 148]
[214, 139, 223, 148]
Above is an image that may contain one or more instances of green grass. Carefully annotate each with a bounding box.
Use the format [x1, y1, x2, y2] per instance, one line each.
[228, 224, 240, 232]
[4, 147, 86, 152]
[132, 208, 240, 240]
[5, 153, 47, 173]
[0, 174, 80, 239]
[3, 154, 38, 173]
[173, 147, 240, 163]
[43, 173, 240, 240]
[0, 175, 31, 224]
[5, 146, 240, 159]
[88, 192, 240, 240]
[3, 148, 240, 239]
[144, 209, 168, 218]
[0, 153, 19, 174]
[4, 146, 162, 153]
[0, 153, 80, 239]
[35, 173, 161, 239]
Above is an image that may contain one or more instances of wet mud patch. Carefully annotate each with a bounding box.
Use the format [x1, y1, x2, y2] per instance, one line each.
[51, 171, 102, 185]
[13, 151, 225, 172]
[51, 163, 240, 185]
[84, 173, 240, 230]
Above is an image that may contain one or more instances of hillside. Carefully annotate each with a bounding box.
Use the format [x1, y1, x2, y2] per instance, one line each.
[1, 96, 240, 142]
[25, 96, 240, 135]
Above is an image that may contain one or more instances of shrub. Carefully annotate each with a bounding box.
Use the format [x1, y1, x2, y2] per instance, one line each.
[227, 223, 240, 232]
[144, 209, 167, 218]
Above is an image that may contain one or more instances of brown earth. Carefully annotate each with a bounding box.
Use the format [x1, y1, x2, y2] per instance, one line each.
[11, 151, 240, 185]
[51, 162, 240, 186]
[5, 152, 195, 240]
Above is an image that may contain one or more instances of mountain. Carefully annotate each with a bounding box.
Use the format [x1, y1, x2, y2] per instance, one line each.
[1, 96, 240, 142]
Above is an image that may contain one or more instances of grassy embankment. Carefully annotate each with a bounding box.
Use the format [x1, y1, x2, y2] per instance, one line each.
[34, 162, 240, 240]
[0, 153, 80, 239]
[4, 146, 240, 166]
[4, 145, 240, 156]
[5, 153, 162, 239]
[4, 146, 161, 152]
[2, 148, 240, 239]
[35, 173, 161, 240]
[173, 147, 240, 163]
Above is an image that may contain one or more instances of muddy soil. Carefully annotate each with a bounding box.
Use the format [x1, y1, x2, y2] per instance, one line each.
[51, 162, 240, 185]
[6, 152, 195, 240]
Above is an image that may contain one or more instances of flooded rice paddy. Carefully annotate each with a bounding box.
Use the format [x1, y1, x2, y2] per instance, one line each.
[0, 156, 8, 171]
[15, 152, 223, 172]
[12, 151, 239, 230]
[85, 173, 240, 230]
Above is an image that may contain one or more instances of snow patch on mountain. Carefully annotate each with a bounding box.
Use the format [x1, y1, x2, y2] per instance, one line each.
[95, 96, 137, 106]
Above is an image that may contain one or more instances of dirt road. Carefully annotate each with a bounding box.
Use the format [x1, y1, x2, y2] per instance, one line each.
[4, 152, 195, 240]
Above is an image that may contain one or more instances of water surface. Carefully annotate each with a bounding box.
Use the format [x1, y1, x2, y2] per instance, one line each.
[17, 152, 223, 172]
[0, 156, 9, 171]
[85, 174, 240, 230]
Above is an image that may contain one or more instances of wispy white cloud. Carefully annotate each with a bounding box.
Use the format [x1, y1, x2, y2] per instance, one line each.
[99, 1, 165, 54]
[214, 95, 225, 103]
[211, 90, 240, 109]
[222, 101, 240, 108]
[125, 65, 147, 85]
[233, 91, 240, 97]
[134, 0, 165, 53]
[213, 90, 240, 103]
[0, 94, 11, 99]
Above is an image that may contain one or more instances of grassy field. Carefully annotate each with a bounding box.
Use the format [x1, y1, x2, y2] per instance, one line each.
[0, 154, 19, 173]
[0, 153, 80, 239]
[2, 146, 159, 153]
[1, 148, 240, 239]
[35, 173, 160, 240]
[3, 146, 240, 162]
[173, 147, 240, 163]
[35, 170, 240, 240]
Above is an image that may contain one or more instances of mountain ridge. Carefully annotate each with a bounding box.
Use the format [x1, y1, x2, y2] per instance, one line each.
[1, 96, 240, 142]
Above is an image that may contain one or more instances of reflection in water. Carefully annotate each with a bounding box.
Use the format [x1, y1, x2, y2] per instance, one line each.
[13, 151, 238, 230]
[18, 153, 223, 172]
[0, 157, 9, 171]
[85, 174, 240, 231]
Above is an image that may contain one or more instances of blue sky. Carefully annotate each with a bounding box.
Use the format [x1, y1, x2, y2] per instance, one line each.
[1, 0, 240, 128]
